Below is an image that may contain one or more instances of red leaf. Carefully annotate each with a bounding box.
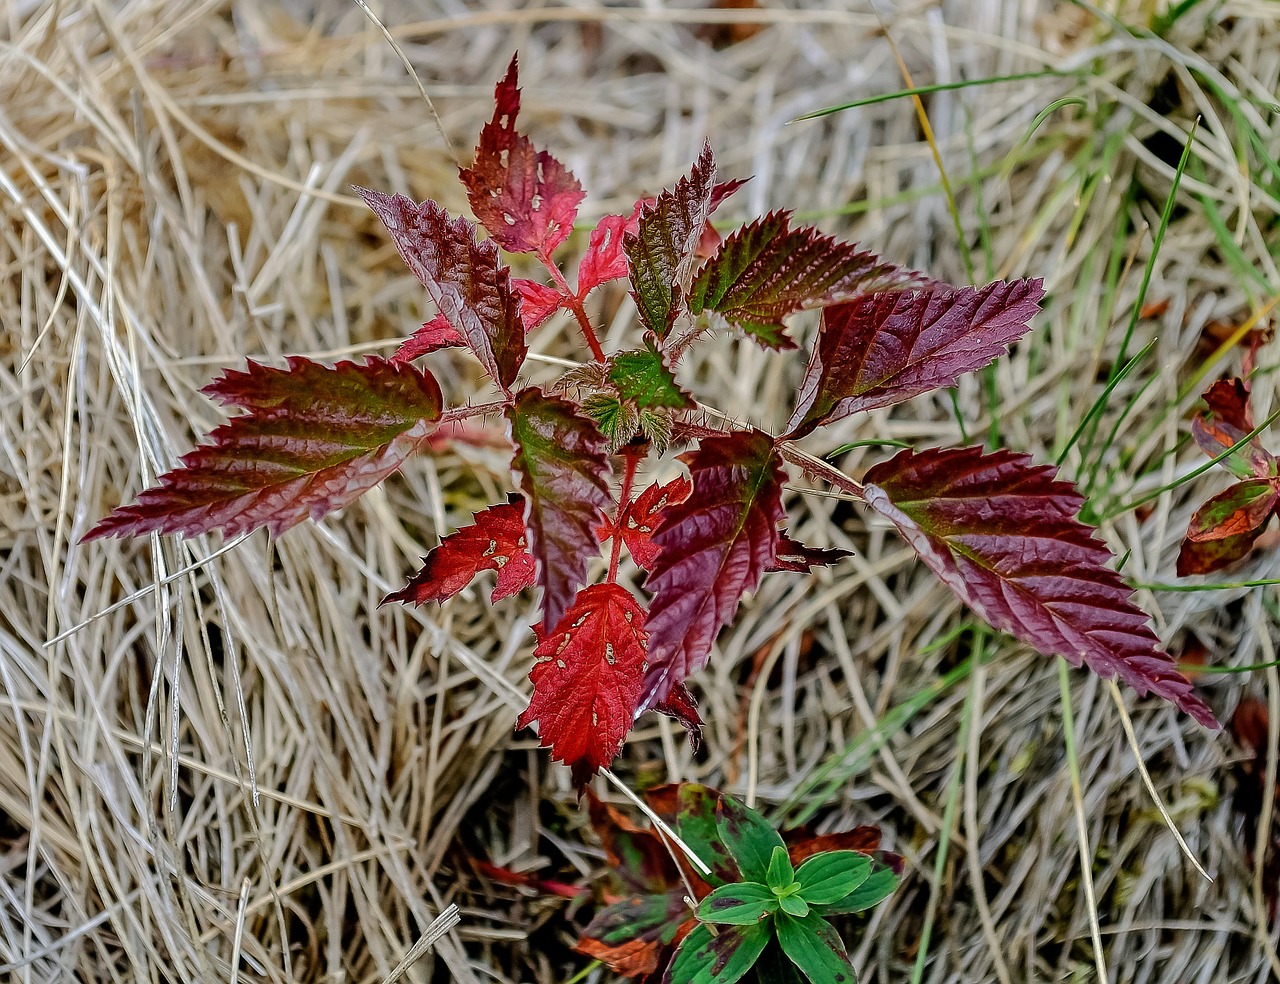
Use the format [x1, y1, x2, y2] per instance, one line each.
[653, 683, 704, 751]
[85, 358, 442, 541]
[459, 55, 586, 256]
[357, 187, 526, 394]
[640, 431, 785, 709]
[1192, 378, 1276, 480]
[625, 145, 717, 340]
[383, 496, 536, 606]
[1177, 479, 1280, 576]
[767, 532, 851, 573]
[390, 315, 466, 362]
[863, 446, 1218, 727]
[621, 476, 693, 571]
[514, 278, 566, 330]
[689, 211, 921, 350]
[786, 279, 1045, 437]
[577, 206, 643, 297]
[517, 583, 648, 789]
[508, 388, 613, 631]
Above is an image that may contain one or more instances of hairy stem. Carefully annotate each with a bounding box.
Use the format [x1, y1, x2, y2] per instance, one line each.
[540, 250, 607, 362]
[607, 449, 642, 582]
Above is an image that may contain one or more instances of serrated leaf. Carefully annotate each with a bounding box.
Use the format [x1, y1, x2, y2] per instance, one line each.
[767, 532, 851, 573]
[390, 314, 466, 361]
[717, 790, 787, 884]
[640, 408, 676, 456]
[578, 890, 691, 977]
[819, 865, 899, 915]
[653, 681, 704, 741]
[1192, 378, 1276, 480]
[514, 278, 567, 330]
[517, 583, 648, 790]
[382, 495, 534, 606]
[664, 922, 771, 984]
[609, 339, 692, 410]
[582, 394, 640, 453]
[85, 358, 442, 541]
[458, 55, 585, 255]
[507, 388, 612, 630]
[775, 913, 854, 984]
[697, 883, 778, 926]
[689, 211, 920, 351]
[577, 205, 643, 296]
[626, 144, 717, 340]
[357, 187, 526, 394]
[793, 852, 871, 906]
[620, 476, 693, 571]
[786, 279, 1045, 437]
[863, 446, 1218, 727]
[1177, 478, 1280, 576]
[640, 430, 784, 708]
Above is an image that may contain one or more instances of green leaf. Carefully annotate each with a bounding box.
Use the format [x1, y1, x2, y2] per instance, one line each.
[697, 883, 778, 925]
[716, 791, 787, 884]
[766, 846, 795, 890]
[582, 394, 640, 453]
[672, 784, 743, 887]
[778, 895, 810, 918]
[688, 210, 921, 351]
[793, 851, 871, 906]
[819, 865, 899, 915]
[775, 913, 855, 984]
[626, 145, 716, 340]
[609, 339, 692, 410]
[664, 922, 771, 984]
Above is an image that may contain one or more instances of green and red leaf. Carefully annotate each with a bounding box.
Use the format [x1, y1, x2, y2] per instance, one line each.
[383, 495, 535, 606]
[641, 430, 785, 708]
[507, 388, 612, 630]
[1177, 478, 1280, 576]
[689, 211, 920, 350]
[458, 55, 585, 256]
[786, 279, 1044, 437]
[358, 188, 526, 394]
[863, 446, 1218, 727]
[1192, 377, 1276, 479]
[579, 890, 693, 977]
[716, 790, 788, 884]
[517, 583, 649, 789]
[626, 145, 717, 340]
[85, 357, 442, 541]
[664, 922, 772, 984]
[696, 883, 778, 925]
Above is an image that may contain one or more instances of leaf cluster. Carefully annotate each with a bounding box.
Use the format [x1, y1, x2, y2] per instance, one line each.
[579, 783, 901, 983]
[86, 55, 1218, 796]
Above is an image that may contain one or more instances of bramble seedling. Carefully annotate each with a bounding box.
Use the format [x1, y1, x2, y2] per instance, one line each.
[86, 55, 1218, 795]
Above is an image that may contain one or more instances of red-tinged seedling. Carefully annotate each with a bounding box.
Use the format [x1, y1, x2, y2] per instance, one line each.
[87, 54, 1219, 792]
[577, 783, 901, 983]
[1178, 377, 1280, 576]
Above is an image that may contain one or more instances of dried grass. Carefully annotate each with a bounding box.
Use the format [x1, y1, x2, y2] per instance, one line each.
[2, 1, 1279, 981]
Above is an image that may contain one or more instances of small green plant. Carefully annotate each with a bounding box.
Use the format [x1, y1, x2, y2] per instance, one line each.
[579, 783, 900, 983]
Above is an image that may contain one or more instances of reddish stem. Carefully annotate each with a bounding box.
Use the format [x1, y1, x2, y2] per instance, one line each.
[540, 250, 606, 362]
[607, 449, 642, 583]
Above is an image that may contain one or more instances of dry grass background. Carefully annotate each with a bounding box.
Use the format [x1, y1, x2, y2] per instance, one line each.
[2, 1, 1280, 981]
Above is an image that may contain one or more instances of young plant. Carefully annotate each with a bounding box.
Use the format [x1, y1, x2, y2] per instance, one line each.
[86, 56, 1218, 793]
[1177, 377, 1280, 575]
[579, 783, 901, 983]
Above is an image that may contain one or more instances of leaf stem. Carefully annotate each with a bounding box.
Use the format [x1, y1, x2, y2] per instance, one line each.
[540, 250, 606, 362]
[608, 449, 641, 583]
